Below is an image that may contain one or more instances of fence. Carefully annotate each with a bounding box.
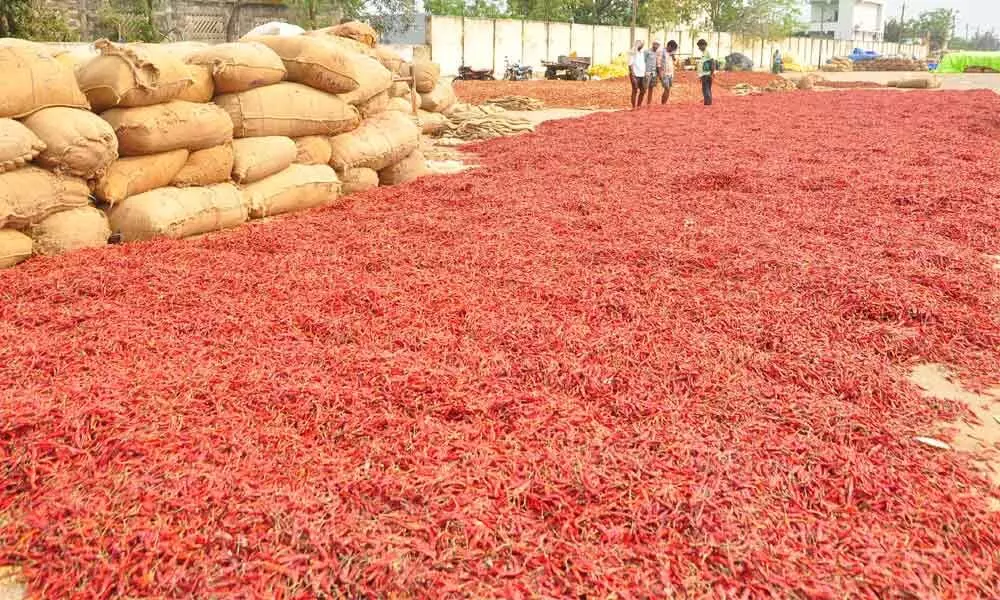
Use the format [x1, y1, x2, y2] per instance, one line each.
[427, 16, 929, 76]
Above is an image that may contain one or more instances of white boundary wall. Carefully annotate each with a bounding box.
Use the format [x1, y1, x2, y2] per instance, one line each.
[427, 16, 929, 76]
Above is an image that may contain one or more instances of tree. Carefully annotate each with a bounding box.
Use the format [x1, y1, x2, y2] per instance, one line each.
[0, 0, 79, 40]
[424, 0, 507, 18]
[950, 30, 1000, 51]
[701, 0, 801, 38]
[883, 17, 909, 43]
[912, 8, 955, 51]
[96, 0, 161, 42]
[641, 0, 701, 31]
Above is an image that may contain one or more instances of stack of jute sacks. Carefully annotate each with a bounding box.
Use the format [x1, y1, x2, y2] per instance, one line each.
[0, 22, 458, 268]
[1, 39, 114, 269]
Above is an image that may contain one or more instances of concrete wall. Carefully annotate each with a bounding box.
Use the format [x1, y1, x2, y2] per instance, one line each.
[428, 15, 929, 76]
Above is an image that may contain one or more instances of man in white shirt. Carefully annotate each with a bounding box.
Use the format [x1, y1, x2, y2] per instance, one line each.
[629, 40, 646, 109]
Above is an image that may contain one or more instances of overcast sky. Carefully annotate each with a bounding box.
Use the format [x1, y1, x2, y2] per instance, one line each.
[867, 1, 997, 35]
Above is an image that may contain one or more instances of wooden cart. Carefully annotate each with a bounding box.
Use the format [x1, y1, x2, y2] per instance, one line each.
[542, 56, 591, 81]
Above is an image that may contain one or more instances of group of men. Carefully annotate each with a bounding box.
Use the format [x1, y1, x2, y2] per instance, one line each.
[628, 38, 716, 108]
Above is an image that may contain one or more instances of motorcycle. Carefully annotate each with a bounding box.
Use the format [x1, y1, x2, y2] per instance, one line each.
[456, 65, 495, 80]
[503, 57, 533, 81]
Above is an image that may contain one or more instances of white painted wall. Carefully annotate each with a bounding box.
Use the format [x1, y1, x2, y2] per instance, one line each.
[428, 16, 927, 76]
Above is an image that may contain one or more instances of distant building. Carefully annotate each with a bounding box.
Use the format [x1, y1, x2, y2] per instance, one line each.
[808, 0, 885, 41]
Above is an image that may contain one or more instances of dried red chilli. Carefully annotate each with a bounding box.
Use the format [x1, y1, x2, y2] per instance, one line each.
[1, 90, 999, 597]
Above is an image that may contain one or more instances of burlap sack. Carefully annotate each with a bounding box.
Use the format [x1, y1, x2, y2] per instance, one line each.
[0, 119, 46, 173]
[22, 107, 118, 179]
[94, 149, 190, 205]
[47, 44, 99, 74]
[386, 97, 413, 113]
[231, 136, 297, 184]
[338, 167, 378, 195]
[244, 35, 362, 94]
[172, 144, 234, 187]
[76, 40, 194, 112]
[315, 21, 378, 48]
[389, 81, 411, 98]
[328, 110, 420, 171]
[358, 91, 390, 118]
[338, 54, 393, 106]
[102, 100, 234, 156]
[411, 60, 441, 94]
[175, 63, 215, 102]
[108, 183, 247, 241]
[301, 31, 375, 57]
[0, 229, 33, 269]
[0, 43, 90, 118]
[29, 206, 110, 256]
[378, 150, 428, 186]
[158, 41, 211, 59]
[241, 164, 341, 219]
[375, 46, 404, 74]
[0, 166, 90, 229]
[415, 110, 447, 135]
[420, 82, 457, 113]
[187, 42, 287, 94]
[215, 82, 360, 138]
[293, 136, 332, 166]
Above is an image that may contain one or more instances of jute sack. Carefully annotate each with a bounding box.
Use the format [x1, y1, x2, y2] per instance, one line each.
[241, 164, 341, 219]
[0, 229, 33, 269]
[358, 91, 389, 118]
[29, 206, 110, 256]
[303, 30, 376, 56]
[420, 82, 457, 113]
[386, 97, 412, 113]
[0, 43, 90, 118]
[314, 21, 378, 48]
[374, 46, 404, 74]
[0, 166, 90, 229]
[158, 41, 211, 59]
[187, 42, 286, 94]
[22, 107, 118, 179]
[410, 60, 441, 94]
[378, 150, 428, 186]
[338, 55, 393, 105]
[108, 183, 247, 241]
[0, 119, 46, 173]
[389, 81, 411, 98]
[294, 136, 332, 165]
[415, 110, 447, 135]
[102, 100, 234, 156]
[94, 149, 190, 205]
[215, 82, 360, 138]
[244, 35, 361, 94]
[328, 110, 420, 171]
[338, 167, 378, 195]
[231, 136, 296, 184]
[47, 44, 99, 74]
[172, 144, 234, 187]
[76, 40, 194, 112]
[175, 63, 215, 102]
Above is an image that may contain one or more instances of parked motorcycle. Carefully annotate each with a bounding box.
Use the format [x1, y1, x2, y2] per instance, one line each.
[456, 65, 495, 80]
[503, 57, 533, 81]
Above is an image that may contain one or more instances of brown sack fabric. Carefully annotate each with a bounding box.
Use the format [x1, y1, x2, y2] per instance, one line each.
[241, 164, 341, 219]
[22, 107, 119, 179]
[0, 166, 90, 229]
[102, 100, 234, 156]
[328, 110, 420, 172]
[378, 150, 428, 186]
[76, 39, 194, 112]
[215, 82, 360, 138]
[29, 206, 111, 256]
[0, 229, 33, 269]
[244, 35, 361, 95]
[108, 183, 247, 241]
[231, 136, 297, 184]
[293, 136, 332, 166]
[187, 42, 287, 94]
[93, 149, 190, 205]
[0, 119, 46, 173]
[171, 144, 235, 187]
[0, 43, 90, 118]
[338, 167, 379, 195]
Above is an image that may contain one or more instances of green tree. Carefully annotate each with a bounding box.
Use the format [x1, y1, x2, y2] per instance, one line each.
[0, 0, 79, 40]
[912, 8, 955, 51]
[424, 0, 507, 18]
[641, 0, 701, 30]
[702, 0, 800, 38]
[96, 0, 160, 42]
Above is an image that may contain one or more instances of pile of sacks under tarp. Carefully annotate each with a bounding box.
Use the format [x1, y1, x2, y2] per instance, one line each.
[0, 21, 460, 269]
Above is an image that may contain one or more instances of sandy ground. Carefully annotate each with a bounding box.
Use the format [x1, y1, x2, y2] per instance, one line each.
[908, 364, 1000, 510]
[786, 71, 1000, 92]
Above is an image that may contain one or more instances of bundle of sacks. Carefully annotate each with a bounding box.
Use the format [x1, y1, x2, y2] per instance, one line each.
[1, 39, 114, 268]
[1, 21, 460, 268]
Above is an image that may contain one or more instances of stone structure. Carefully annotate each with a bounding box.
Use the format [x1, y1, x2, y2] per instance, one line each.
[43, 0, 291, 42]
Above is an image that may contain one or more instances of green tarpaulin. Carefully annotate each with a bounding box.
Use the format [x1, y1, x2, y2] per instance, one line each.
[936, 51, 1000, 73]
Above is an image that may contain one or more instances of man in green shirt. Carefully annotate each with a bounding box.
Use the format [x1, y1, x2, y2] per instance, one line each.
[697, 39, 714, 106]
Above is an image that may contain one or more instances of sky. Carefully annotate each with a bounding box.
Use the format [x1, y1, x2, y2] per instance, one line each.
[854, 1, 997, 36]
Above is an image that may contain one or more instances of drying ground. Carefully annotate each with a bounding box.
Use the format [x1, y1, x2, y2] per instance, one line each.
[2, 90, 1000, 597]
[454, 71, 783, 108]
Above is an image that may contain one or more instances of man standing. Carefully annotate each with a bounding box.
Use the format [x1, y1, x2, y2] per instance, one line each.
[658, 40, 678, 105]
[697, 38, 714, 106]
[644, 41, 660, 107]
[629, 40, 646, 109]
